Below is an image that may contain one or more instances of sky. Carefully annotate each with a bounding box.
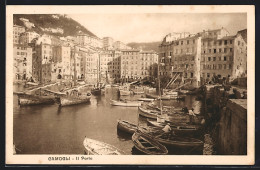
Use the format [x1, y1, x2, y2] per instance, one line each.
[69, 13, 247, 43]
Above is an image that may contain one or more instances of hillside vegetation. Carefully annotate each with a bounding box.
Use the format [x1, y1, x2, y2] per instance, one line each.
[13, 14, 98, 38]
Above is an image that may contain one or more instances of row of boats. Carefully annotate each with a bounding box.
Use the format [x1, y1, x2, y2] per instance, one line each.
[83, 118, 204, 155]
[83, 97, 205, 155]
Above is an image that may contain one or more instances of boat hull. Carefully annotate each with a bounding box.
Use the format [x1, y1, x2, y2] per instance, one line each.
[147, 119, 201, 136]
[91, 89, 101, 96]
[138, 107, 159, 119]
[83, 137, 125, 155]
[110, 100, 142, 107]
[119, 90, 131, 96]
[59, 95, 91, 106]
[17, 93, 55, 106]
[132, 131, 168, 155]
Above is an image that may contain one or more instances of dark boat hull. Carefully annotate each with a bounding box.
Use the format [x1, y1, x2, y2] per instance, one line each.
[17, 93, 55, 106]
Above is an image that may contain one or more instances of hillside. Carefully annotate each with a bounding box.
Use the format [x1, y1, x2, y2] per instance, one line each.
[13, 14, 98, 38]
[127, 41, 161, 52]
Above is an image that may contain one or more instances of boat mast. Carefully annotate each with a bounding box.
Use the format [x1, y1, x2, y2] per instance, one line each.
[158, 63, 162, 115]
[73, 46, 77, 86]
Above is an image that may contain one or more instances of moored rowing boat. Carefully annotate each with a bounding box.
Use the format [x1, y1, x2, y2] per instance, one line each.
[110, 100, 142, 107]
[83, 137, 125, 155]
[132, 130, 168, 155]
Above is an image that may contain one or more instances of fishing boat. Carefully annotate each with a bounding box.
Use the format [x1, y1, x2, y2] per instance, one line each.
[83, 137, 125, 155]
[146, 119, 201, 135]
[147, 103, 182, 112]
[17, 92, 56, 106]
[16, 83, 60, 106]
[142, 131, 204, 150]
[119, 89, 131, 96]
[56, 85, 92, 106]
[137, 98, 155, 102]
[132, 130, 168, 155]
[138, 106, 160, 119]
[133, 91, 144, 95]
[117, 120, 160, 135]
[110, 99, 142, 107]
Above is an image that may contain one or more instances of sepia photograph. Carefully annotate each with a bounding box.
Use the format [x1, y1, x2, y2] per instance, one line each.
[6, 5, 255, 165]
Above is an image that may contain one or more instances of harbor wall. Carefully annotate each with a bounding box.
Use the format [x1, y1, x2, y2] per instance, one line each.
[204, 85, 247, 155]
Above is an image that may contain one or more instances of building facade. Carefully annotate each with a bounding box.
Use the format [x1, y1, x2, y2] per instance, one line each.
[13, 44, 33, 81]
[158, 28, 247, 87]
[76, 34, 102, 48]
[13, 25, 25, 44]
[102, 37, 114, 49]
[121, 49, 158, 82]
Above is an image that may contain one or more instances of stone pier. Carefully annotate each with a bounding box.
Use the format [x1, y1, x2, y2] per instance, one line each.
[204, 84, 247, 155]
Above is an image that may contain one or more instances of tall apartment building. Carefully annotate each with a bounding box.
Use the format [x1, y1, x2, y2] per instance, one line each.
[158, 28, 247, 87]
[13, 25, 25, 44]
[121, 49, 158, 82]
[102, 37, 114, 49]
[200, 29, 247, 81]
[13, 44, 33, 81]
[52, 46, 71, 81]
[100, 50, 121, 83]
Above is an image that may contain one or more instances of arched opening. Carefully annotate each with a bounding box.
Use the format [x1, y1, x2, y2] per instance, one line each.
[57, 74, 62, 79]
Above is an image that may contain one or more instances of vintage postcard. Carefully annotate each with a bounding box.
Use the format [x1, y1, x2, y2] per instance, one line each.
[6, 5, 255, 165]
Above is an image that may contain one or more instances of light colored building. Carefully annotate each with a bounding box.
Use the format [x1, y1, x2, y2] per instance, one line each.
[158, 27, 247, 87]
[76, 34, 102, 48]
[13, 25, 25, 44]
[99, 50, 121, 83]
[102, 37, 114, 49]
[52, 46, 71, 81]
[113, 41, 128, 50]
[121, 49, 158, 82]
[13, 44, 33, 81]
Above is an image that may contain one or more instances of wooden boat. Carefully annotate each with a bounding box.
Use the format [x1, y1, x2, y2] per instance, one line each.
[146, 119, 201, 135]
[142, 131, 204, 149]
[17, 93, 56, 106]
[147, 103, 183, 112]
[117, 120, 160, 135]
[56, 85, 92, 106]
[110, 100, 142, 107]
[133, 91, 144, 95]
[83, 137, 125, 155]
[119, 89, 131, 96]
[146, 93, 184, 100]
[138, 106, 160, 119]
[132, 130, 168, 155]
[137, 98, 155, 102]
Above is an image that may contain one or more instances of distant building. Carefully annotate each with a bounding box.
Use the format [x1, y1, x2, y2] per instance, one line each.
[100, 50, 121, 83]
[19, 18, 35, 29]
[13, 25, 25, 44]
[113, 41, 132, 50]
[102, 37, 114, 49]
[76, 34, 102, 48]
[13, 44, 33, 82]
[121, 49, 158, 82]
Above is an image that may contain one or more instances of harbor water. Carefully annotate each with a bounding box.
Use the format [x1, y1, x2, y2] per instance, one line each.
[13, 84, 213, 155]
